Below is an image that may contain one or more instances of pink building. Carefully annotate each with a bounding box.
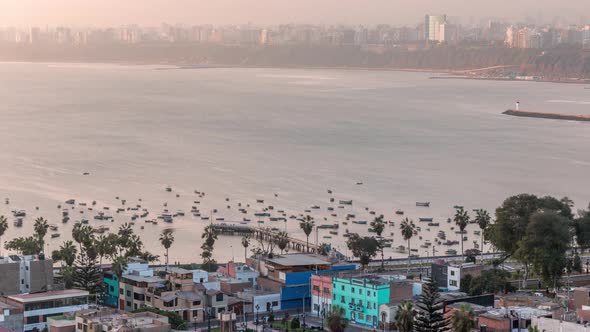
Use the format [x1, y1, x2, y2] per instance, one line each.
[217, 262, 259, 286]
[311, 274, 333, 317]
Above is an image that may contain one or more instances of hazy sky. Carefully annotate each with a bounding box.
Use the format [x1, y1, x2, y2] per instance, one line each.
[0, 0, 587, 26]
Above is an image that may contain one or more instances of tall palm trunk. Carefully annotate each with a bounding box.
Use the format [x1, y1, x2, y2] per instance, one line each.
[165, 247, 169, 272]
[461, 234, 464, 260]
[306, 236, 309, 253]
[244, 247, 247, 263]
[407, 239, 411, 274]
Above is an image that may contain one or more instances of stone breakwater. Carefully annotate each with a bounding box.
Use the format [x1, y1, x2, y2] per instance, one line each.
[503, 110, 590, 122]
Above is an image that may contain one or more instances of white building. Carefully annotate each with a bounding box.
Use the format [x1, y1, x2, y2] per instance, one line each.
[237, 290, 281, 314]
[3, 289, 89, 331]
[425, 14, 447, 41]
[124, 257, 153, 277]
[447, 265, 461, 291]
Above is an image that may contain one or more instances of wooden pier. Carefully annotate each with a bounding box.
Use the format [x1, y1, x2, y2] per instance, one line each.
[212, 223, 321, 253]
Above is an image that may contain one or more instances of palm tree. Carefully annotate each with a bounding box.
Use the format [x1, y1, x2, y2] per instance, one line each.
[370, 215, 386, 268]
[400, 218, 417, 274]
[33, 217, 49, 252]
[72, 223, 94, 250]
[394, 302, 414, 332]
[276, 231, 289, 255]
[111, 255, 128, 277]
[117, 222, 133, 253]
[475, 209, 491, 256]
[241, 235, 250, 263]
[454, 207, 470, 259]
[452, 304, 476, 332]
[159, 228, 175, 272]
[0, 216, 8, 256]
[528, 325, 541, 332]
[299, 215, 315, 253]
[57, 240, 78, 267]
[325, 306, 348, 332]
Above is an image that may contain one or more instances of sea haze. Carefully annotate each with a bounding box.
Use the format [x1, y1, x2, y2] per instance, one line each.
[0, 62, 588, 263]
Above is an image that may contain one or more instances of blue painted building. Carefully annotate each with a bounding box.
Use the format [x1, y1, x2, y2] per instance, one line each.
[253, 254, 356, 310]
[102, 271, 119, 307]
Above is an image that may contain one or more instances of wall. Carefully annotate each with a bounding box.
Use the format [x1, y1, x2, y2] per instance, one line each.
[0, 263, 20, 295]
[447, 266, 461, 291]
[534, 316, 590, 332]
[28, 259, 53, 293]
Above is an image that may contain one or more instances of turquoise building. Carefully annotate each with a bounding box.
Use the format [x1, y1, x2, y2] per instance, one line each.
[102, 271, 119, 307]
[331, 276, 391, 328]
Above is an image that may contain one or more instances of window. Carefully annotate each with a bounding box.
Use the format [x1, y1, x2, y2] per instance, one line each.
[133, 293, 145, 301]
[340, 296, 345, 304]
[351, 287, 355, 293]
[26, 316, 40, 324]
[451, 270, 455, 276]
[351, 299, 355, 305]
[272, 301, 278, 306]
[216, 293, 224, 302]
[367, 302, 371, 309]
[193, 300, 201, 306]
[358, 313, 364, 320]
[77, 323, 83, 330]
[341, 285, 345, 291]
[163, 300, 175, 307]
[120, 288, 124, 294]
[323, 287, 330, 294]
[126, 290, 131, 297]
[146, 296, 151, 302]
[359, 300, 363, 306]
[110, 285, 114, 292]
[359, 289, 363, 295]
[313, 304, 319, 312]
[312, 285, 320, 291]
[374, 291, 376, 296]
[333, 294, 336, 300]
[21, 279, 24, 285]
[126, 301, 131, 307]
[367, 315, 372, 323]
[450, 280, 458, 287]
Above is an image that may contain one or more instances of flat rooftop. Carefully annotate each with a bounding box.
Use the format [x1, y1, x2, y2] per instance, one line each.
[121, 274, 165, 283]
[8, 289, 89, 303]
[482, 306, 551, 320]
[266, 254, 331, 267]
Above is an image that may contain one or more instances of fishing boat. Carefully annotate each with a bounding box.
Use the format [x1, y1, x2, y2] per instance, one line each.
[419, 217, 433, 222]
[49, 224, 59, 231]
[394, 245, 407, 253]
[51, 233, 60, 238]
[329, 231, 338, 235]
[13, 218, 23, 227]
[65, 199, 75, 205]
[339, 200, 353, 205]
[12, 210, 26, 217]
[395, 210, 404, 215]
[352, 220, 367, 225]
[445, 249, 458, 255]
[428, 222, 440, 227]
[416, 202, 430, 207]
[165, 186, 172, 192]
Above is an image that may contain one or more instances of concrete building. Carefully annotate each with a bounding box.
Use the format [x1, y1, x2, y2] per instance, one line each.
[425, 15, 447, 41]
[118, 259, 165, 312]
[0, 255, 54, 296]
[75, 308, 170, 332]
[144, 268, 205, 323]
[2, 289, 89, 331]
[237, 289, 280, 314]
[251, 253, 356, 310]
[431, 262, 487, 291]
[574, 287, 590, 309]
[311, 274, 332, 317]
[478, 306, 551, 332]
[0, 301, 24, 332]
[102, 271, 119, 308]
[46, 315, 76, 332]
[332, 275, 413, 328]
[217, 263, 259, 287]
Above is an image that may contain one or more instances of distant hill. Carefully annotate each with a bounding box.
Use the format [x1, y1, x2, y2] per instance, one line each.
[1, 42, 589, 79]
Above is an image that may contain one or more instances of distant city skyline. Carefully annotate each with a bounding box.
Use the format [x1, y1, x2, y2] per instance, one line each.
[0, 0, 588, 27]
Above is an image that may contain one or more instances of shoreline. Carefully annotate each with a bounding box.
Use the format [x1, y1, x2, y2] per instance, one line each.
[3, 59, 589, 85]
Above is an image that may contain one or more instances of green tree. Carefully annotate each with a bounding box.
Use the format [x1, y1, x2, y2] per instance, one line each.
[201, 224, 218, 272]
[117, 222, 134, 253]
[159, 228, 175, 271]
[454, 207, 470, 258]
[475, 209, 491, 255]
[414, 278, 451, 332]
[33, 217, 49, 251]
[452, 304, 476, 332]
[111, 255, 128, 277]
[400, 218, 417, 274]
[73, 246, 102, 293]
[463, 269, 514, 296]
[325, 306, 348, 332]
[488, 194, 573, 287]
[528, 325, 540, 332]
[299, 215, 315, 253]
[370, 214, 386, 268]
[275, 231, 289, 255]
[574, 214, 590, 251]
[52, 240, 78, 267]
[394, 302, 414, 332]
[345, 234, 379, 270]
[5, 236, 42, 255]
[516, 211, 571, 289]
[574, 254, 583, 273]
[72, 223, 94, 250]
[61, 266, 75, 289]
[241, 235, 250, 262]
[0, 216, 8, 256]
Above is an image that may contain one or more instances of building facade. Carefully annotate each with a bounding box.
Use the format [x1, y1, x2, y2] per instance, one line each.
[75, 308, 171, 332]
[331, 276, 391, 328]
[0, 255, 53, 296]
[311, 274, 332, 317]
[2, 289, 89, 331]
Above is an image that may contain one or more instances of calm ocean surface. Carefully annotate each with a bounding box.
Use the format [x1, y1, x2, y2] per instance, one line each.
[0, 62, 589, 263]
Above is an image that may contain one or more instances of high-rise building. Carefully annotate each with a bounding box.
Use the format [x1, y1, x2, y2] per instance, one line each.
[425, 14, 447, 41]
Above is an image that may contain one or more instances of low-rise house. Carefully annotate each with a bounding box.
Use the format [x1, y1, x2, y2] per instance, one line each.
[478, 306, 551, 332]
[251, 254, 356, 310]
[46, 315, 76, 332]
[237, 289, 280, 314]
[217, 263, 259, 287]
[144, 268, 205, 323]
[0, 301, 24, 332]
[75, 308, 170, 332]
[1, 289, 89, 331]
[311, 274, 333, 317]
[431, 262, 487, 291]
[332, 275, 413, 329]
[118, 258, 165, 311]
[102, 271, 119, 308]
